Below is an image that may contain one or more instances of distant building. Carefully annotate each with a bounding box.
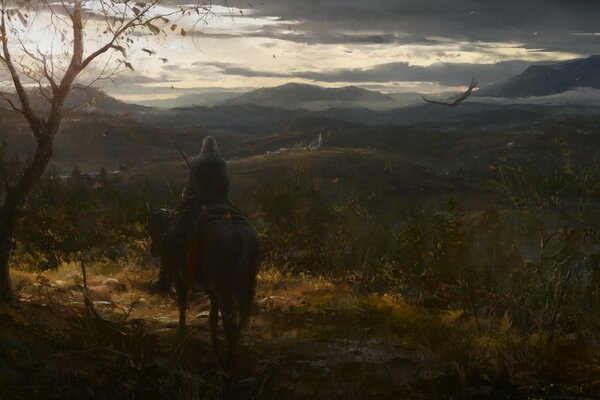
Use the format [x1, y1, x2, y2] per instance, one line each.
[309, 132, 322, 150]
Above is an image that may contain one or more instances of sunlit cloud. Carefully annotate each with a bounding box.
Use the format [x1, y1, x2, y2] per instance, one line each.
[1, 0, 594, 102]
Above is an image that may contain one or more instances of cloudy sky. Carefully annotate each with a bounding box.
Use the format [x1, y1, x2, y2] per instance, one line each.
[4, 0, 600, 102]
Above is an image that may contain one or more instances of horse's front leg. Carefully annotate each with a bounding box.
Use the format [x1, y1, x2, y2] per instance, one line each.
[176, 279, 189, 338]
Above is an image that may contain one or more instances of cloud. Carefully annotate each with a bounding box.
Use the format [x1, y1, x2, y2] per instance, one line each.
[193, 62, 289, 78]
[209, 0, 599, 55]
[194, 59, 540, 89]
[9, 0, 593, 98]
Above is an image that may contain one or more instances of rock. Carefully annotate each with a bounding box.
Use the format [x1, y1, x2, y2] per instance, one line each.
[18, 293, 32, 302]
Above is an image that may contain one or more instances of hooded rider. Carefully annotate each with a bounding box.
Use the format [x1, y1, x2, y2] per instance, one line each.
[151, 136, 231, 291]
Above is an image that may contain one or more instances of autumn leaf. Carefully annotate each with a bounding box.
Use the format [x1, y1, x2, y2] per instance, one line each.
[146, 22, 161, 35]
[142, 48, 155, 56]
[16, 10, 28, 26]
[170, 24, 177, 32]
[110, 45, 127, 57]
[180, 28, 187, 36]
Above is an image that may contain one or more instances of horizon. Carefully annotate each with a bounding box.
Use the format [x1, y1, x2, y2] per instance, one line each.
[3, 1, 595, 104]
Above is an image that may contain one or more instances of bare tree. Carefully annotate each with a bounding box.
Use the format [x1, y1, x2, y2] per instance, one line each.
[0, 0, 212, 303]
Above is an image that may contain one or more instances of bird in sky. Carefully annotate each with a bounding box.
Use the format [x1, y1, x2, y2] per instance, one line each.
[119, 60, 135, 72]
[421, 79, 478, 107]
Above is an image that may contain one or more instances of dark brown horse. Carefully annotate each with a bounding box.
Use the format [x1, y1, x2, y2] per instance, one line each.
[147, 208, 260, 363]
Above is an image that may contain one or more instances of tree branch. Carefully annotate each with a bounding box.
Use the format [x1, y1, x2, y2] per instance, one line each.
[45, 0, 84, 133]
[0, 7, 42, 133]
[39, 51, 59, 95]
[80, 0, 159, 71]
[0, 91, 21, 112]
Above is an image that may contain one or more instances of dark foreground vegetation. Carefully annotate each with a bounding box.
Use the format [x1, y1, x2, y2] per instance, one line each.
[2, 121, 600, 398]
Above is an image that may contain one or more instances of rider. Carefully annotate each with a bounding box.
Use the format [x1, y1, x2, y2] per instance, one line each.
[151, 136, 231, 291]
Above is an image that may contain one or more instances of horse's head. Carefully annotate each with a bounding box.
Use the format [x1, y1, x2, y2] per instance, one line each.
[146, 208, 175, 258]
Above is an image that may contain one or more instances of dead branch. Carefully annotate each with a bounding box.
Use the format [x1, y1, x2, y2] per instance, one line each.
[0, 91, 21, 112]
[465, 282, 482, 334]
[79, 259, 103, 321]
[545, 267, 575, 359]
[118, 277, 140, 321]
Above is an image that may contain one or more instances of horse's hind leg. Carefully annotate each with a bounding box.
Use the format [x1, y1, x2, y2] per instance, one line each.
[176, 279, 189, 338]
[220, 294, 238, 365]
[209, 293, 220, 354]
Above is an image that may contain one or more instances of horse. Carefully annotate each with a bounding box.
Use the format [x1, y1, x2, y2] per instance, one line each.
[146, 207, 260, 363]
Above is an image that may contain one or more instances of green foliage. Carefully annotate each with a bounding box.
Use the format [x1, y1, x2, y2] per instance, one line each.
[11, 166, 171, 271]
[243, 148, 600, 366]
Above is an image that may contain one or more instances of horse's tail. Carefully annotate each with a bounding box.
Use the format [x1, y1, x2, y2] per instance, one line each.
[234, 226, 259, 331]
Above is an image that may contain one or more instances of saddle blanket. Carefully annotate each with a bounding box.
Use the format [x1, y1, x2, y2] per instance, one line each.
[185, 203, 247, 282]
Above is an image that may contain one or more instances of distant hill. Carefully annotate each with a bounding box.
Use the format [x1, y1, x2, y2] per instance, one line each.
[478, 55, 600, 98]
[222, 83, 397, 110]
[76, 87, 153, 115]
[135, 91, 242, 108]
[386, 92, 423, 107]
[136, 100, 600, 135]
[0, 85, 151, 116]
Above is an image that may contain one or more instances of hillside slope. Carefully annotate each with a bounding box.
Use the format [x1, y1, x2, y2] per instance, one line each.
[478, 55, 600, 98]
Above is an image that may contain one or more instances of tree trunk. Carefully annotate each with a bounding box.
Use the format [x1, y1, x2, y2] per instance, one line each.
[0, 133, 54, 302]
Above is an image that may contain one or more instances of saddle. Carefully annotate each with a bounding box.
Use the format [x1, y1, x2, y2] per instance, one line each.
[193, 203, 247, 230]
[184, 203, 247, 283]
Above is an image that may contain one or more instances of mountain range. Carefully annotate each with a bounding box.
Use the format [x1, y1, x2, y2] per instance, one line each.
[3, 56, 600, 174]
[221, 83, 397, 110]
[124, 55, 600, 111]
[3, 55, 600, 134]
[477, 55, 600, 98]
